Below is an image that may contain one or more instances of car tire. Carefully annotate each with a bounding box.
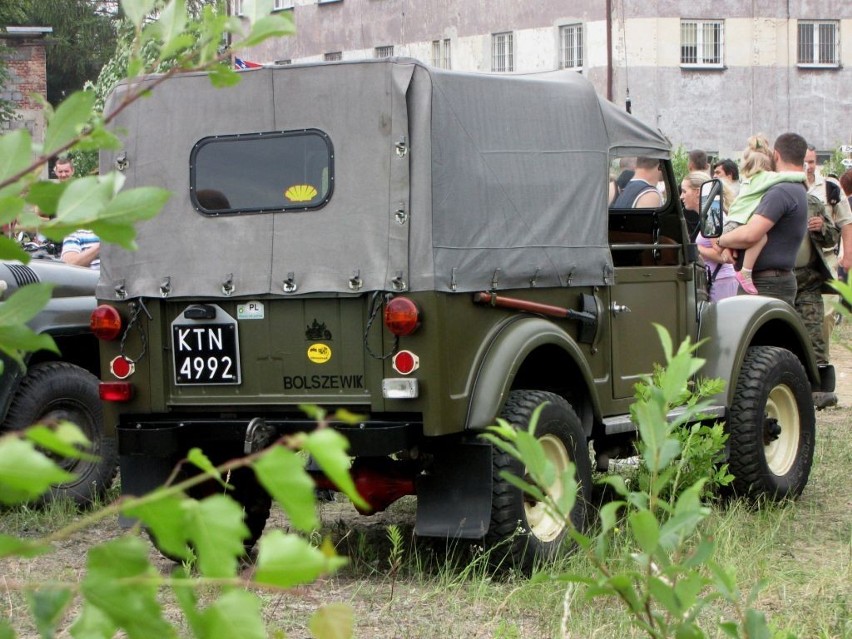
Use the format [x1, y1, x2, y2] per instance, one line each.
[4, 362, 117, 506]
[226, 466, 272, 551]
[486, 390, 591, 572]
[727, 346, 815, 500]
[149, 461, 271, 562]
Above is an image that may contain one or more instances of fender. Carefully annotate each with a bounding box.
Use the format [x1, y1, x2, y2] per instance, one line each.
[697, 296, 819, 404]
[465, 316, 599, 433]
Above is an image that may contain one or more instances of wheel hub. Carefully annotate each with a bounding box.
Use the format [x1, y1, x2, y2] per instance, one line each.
[763, 417, 782, 445]
[763, 384, 800, 476]
[523, 434, 570, 543]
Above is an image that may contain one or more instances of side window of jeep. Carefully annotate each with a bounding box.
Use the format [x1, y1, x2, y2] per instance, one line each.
[190, 129, 334, 215]
[607, 155, 682, 267]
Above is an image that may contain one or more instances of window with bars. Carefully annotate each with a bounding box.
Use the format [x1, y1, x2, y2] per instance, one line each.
[559, 24, 583, 70]
[798, 21, 839, 66]
[324, 52, 342, 61]
[375, 45, 394, 58]
[492, 32, 514, 72]
[680, 19, 724, 67]
[431, 39, 451, 69]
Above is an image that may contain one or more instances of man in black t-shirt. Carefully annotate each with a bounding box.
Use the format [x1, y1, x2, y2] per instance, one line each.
[714, 133, 809, 306]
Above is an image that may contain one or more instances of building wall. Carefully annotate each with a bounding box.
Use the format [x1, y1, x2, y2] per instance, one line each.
[242, 0, 851, 157]
[0, 35, 48, 140]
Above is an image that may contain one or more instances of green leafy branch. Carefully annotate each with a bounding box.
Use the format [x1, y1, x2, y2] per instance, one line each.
[0, 415, 364, 638]
[485, 325, 775, 639]
[0, 0, 294, 263]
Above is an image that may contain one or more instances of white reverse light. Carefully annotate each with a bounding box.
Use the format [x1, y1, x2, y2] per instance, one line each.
[382, 378, 419, 399]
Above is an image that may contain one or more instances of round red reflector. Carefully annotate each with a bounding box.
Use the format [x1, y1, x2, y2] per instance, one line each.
[110, 355, 135, 380]
[384, 297, 420, 336]
[392, 350, 419, 375]
[90, 305, 122, 341]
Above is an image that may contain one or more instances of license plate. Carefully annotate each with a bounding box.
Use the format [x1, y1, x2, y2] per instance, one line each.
[172, 316, 241, 386]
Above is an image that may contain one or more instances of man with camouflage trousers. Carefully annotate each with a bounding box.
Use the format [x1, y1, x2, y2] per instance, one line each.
[794, 185, 840, 409]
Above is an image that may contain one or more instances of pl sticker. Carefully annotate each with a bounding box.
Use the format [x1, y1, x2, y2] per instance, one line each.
[307, 343, 332, 364]
[237, 301, 264, 319]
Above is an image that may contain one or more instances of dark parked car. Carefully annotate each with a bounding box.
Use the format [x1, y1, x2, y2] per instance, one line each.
[0, 258, 116, 504]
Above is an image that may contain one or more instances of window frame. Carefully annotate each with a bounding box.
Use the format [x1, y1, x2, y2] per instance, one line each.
[272, 0, 293, 10]
[680, 19, 725, 69]
[491, 31, 514, 72]
[324, 51, 342, 61]
[375, 45, 394, 59]
[797, 20, 840, 68]
[431, 38, 451, 69]
[189, 129, 335, 216]
[558, 23, 584, 71]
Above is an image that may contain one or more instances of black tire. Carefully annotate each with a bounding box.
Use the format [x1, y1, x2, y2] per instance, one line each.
[227, 467, 272, 550]
[4, 362, 117, 506]
[727, 346, 815, 500]
[150, 461, 271, 561]
[486, 390, 592, 572]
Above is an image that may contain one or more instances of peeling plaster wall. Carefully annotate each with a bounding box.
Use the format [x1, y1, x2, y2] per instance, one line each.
[242, 0, 852, 155]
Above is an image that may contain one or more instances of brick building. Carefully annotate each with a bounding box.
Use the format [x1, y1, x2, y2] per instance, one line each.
[0, 26, 52, 140]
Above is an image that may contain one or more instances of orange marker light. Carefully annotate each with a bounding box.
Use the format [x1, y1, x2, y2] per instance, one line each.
[90, 305, 122, 341]
[384, 297, 420, 336]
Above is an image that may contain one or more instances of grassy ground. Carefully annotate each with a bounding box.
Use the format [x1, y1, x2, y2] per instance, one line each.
[2, 324, 851, 638]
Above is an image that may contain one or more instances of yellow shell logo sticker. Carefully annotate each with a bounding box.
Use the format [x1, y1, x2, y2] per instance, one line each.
[285, 184, 318, 202]
[307, 343, 332, 364]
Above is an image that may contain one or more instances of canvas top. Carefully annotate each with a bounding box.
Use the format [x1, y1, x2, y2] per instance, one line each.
[97, 57, 670, 300]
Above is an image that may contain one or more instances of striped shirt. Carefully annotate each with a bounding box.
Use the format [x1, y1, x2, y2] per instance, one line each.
[61, 229, 100, 269]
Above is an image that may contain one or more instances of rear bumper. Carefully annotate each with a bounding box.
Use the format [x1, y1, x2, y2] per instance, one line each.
[117, 414, 422, 499]
[117, 415, 422, 459]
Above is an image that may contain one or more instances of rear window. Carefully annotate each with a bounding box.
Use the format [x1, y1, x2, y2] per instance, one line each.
[190, 129, 334, 215]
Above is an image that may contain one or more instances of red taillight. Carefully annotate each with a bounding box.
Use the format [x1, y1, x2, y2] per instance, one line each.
[99, 382, 133, 402]
[91, 305, 122, 341]
[384, 296, 420, 336]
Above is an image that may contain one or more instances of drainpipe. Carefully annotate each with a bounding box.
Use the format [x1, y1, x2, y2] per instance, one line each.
[606, 0, 613, 102]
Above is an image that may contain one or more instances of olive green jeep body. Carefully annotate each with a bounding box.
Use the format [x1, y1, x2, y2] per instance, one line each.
[95, 59, 825, 568]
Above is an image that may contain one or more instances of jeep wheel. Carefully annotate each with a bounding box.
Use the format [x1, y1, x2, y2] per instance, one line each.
[728, 346, 815, 500]
[4, 362, 117, 506]
[150, 462, 271, 561]
[486, 390, 591, 572]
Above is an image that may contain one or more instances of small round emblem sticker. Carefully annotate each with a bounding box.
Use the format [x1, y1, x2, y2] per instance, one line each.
[307, 343, 332, 364]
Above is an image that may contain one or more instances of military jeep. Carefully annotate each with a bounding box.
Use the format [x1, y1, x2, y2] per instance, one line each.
[93, 59, 825, 569]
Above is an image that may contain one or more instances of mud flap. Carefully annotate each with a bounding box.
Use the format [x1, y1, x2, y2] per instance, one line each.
[117, 423, 184, 528]
[415, 441, 492, 539]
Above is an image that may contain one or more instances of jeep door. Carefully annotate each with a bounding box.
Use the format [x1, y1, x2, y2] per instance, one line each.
[607, 196, 692, 401]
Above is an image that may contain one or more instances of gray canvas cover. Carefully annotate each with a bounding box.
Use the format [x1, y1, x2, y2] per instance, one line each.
[98, 58, 670, 300]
